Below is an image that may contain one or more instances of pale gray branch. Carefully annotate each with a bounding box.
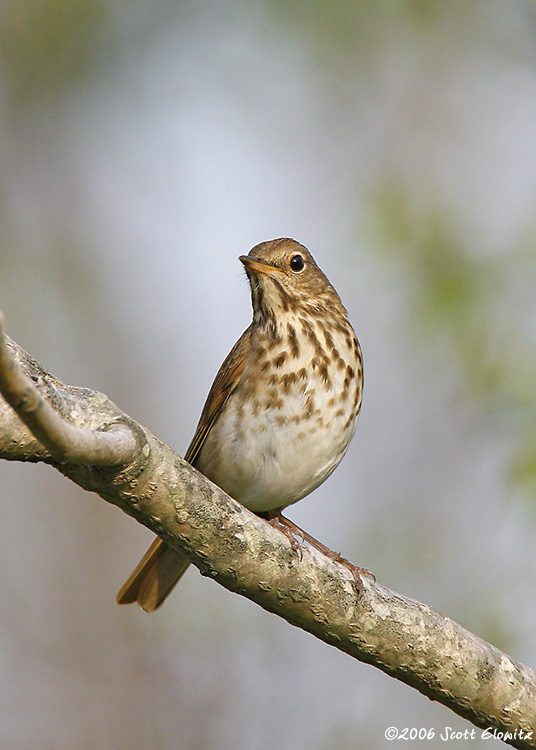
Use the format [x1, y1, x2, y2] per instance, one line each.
[0, 312, 140, 466]
[0, 313, 535, 749]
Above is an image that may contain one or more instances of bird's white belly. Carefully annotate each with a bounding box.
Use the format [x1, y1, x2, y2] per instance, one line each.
[195, 376, 359, 512]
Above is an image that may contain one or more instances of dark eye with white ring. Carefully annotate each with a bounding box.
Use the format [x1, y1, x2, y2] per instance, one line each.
[290, 254, 305, 273]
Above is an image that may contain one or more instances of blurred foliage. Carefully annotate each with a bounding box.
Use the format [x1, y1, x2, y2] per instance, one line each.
[268, 0, 482, 63]
[0, 0, 109, 106]
[366, 180, 536, 497]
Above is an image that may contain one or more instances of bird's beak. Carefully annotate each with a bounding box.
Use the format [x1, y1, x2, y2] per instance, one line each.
[239, 255, 283, 277]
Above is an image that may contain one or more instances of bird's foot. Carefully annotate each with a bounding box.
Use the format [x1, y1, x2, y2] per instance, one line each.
[267, 511, 375, 591]
[322, 549, 375, 591]
[268, 512, 304, 559]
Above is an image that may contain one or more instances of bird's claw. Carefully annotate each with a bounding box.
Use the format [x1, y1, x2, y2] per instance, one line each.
[269, 515, 304, 560]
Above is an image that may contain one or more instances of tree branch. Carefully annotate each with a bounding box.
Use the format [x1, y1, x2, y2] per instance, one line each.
[0, 313, 535, 749]
[0, 312, 139, 465]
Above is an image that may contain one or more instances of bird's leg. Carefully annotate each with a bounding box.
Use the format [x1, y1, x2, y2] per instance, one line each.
[267, 510, 375, 589]
[267, 510, 304, 559]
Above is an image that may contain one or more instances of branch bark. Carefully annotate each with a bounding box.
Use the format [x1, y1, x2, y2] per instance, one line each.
[0, 313, 535, 749]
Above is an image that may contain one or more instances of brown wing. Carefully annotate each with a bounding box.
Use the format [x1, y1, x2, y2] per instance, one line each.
[184, 323, 252, 465]
[116, 324, 251, 611]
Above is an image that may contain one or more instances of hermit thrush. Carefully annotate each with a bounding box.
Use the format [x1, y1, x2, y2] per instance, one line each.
[117, 238, 364, 611]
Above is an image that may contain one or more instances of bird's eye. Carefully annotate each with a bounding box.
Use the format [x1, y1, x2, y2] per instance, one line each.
[290, 254, 305, 273]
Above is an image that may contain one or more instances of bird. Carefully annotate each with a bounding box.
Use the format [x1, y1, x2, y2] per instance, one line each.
[116, 238, 364, 611]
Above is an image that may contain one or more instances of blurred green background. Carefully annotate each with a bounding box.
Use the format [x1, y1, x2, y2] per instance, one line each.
[1, 2, 535, 748]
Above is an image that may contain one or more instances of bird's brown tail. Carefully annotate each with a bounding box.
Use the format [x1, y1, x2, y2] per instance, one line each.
[116, 537, 190, 611]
